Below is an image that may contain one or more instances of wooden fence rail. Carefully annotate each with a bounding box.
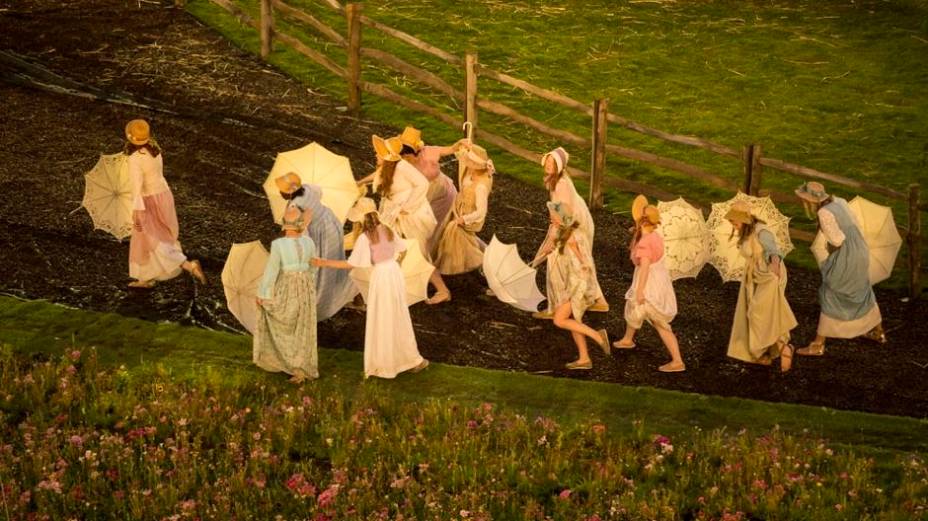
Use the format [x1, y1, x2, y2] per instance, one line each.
[202, 0, 923, 298]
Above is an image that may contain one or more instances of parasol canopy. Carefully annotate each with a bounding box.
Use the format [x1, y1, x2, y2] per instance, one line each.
[811, 196, 902, 284]
[350, 238, 434, 307]
[263, 142, 359, 224]
[82, 153, 132, 240]
[707, 192, 794, 283]
[482, 235, 547, 312]
[655, 197, 710, 280]
[221, 241, 270, 334]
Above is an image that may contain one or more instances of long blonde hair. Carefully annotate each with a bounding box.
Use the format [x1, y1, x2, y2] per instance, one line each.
[376, 160, 398, 199]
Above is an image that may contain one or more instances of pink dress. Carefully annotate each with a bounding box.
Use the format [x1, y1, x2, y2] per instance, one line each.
[127, 149, 188, 282]
[418, 146, 458, 252]
[624, 232, 677, 330]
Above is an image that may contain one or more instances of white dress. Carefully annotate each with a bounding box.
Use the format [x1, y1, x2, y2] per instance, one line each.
[623, 232, 677, 331]
[348, 227, 425, 379]
[375, 160, 437, 258]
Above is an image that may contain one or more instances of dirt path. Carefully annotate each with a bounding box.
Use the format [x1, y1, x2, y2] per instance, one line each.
[2, 0, 927, 418]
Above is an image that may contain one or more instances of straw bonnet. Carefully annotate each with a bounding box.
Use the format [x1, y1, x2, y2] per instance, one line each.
[397, 126, 425, 152]
[275, 172, 303, 195]
[540, 147, 570, 174]
[347, 197, 378, 223]
[795, 181, 830, 204]
[125, 119, 151, 146]
[281, 205, 306, 232]
[461, 144, 495, 174]
[546, 201, 574, 226]
[631, 194, 661, 226]
[372, 135, 402, 162]
[724, 200, 756, 226]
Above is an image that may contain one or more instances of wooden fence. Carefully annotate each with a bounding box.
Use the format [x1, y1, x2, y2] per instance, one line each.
[202, 0, 923, 298]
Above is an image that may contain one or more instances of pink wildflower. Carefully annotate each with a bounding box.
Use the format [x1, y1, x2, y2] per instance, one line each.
[69, 350, 81, 361]
[317, 485, 339, 508]
[558, 489, 572, 500]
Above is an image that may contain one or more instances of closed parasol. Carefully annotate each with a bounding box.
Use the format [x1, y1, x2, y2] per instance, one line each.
[811, 196, 902, 284]
[350, 238, 434, 307]
[707, 192, 794, 283]
[263, 142, 359, 225]
[221, 241, 270, 334]
[82, 153, 132, 240]
[482, 235, 547, 312]
[655, 197, 710, 280]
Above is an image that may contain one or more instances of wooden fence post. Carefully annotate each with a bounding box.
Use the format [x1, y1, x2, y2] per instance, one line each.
[589, 98, 607, 209]
[909, 183, 922, 299]
[346, 3, 363, 114]
[749, 144, 763, 196]
[742, 144, 754, 194]
[464, 53, 478, 130]
[174, 0, 186, 8]
[259, 0, 274, 59]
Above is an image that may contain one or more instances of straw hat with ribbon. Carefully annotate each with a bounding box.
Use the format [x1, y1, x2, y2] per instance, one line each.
[631, 194, 661, 227]
[347, 197, 378, 223]
[724, 200, 760, 226]
[125, 119, 151, 146]
[397, 126, 425, 153]
[461, 145, 495, 175]
[274, 172, 302, 195]
[372, 135, 402, 162]
[281, 205, 307, 232]
[795, 181, 830, 204]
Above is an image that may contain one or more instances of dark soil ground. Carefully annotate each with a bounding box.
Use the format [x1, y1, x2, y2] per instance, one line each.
[2, 0, 926, 418]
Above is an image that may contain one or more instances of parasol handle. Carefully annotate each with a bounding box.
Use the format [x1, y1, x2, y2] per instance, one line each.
[462, 121, 474, 142]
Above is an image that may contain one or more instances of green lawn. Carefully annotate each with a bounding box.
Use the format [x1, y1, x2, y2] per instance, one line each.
[2, 295, 927, 454]
[186, 0, 928, 286]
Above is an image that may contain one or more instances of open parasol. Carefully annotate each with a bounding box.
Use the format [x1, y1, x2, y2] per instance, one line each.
[350, 238, 434, 307]
[482, 235, 547, 312]
[263, 142, 359, 225]
[82, 153, 133, 240]
[221, 241, 270, 334]
[707, 192, 794, 283]
[655, 197, 710, 280]
[811, 196, 902, 284]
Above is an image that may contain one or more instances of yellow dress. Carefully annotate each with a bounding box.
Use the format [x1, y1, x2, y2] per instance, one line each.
[433, 171, 492, 275]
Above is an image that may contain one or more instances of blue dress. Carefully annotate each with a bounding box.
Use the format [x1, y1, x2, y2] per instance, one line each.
[818, 199, 877, 322]
[289, 184, 358, 321]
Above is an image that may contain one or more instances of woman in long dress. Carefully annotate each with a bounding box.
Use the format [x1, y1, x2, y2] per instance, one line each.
[312, 200, 429, 379]
[725, 201, 797, 372]
[533, 201, 610, 370]
[533, 147, 608, 319]
[366, 135, 437, 258]
[254, 205, 318, 384]
[612, 196, 685, 372]
[395, 126, 470, 253]
[275, 173, 358, 321]
[794, 182, 885, 356]
[426, 144, 494, 304]
[124, 119, 206, 288]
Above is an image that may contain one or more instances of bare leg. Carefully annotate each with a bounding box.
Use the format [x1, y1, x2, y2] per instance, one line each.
[570, 331, 591, 364]
[614, 324, 638, 348]
[427, 271, 451, 304]
[552, 302, 602, 344]
[655, 326, 684, 369]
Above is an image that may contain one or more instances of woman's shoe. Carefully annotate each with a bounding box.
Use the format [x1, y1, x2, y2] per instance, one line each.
[565, 360, 593, 370]
[410, 359, 430, 373]
[612, 340, 636, 350]
[780, 343, 795, 373]
[589, 300, 610, 313]
[597, 329, 611, 356]
[796, 340, 825, 356]
[658, 362, 686, 373]
[864, 324, 887, 344]
[426, 292, 451, 305]
[128, 280, 155, 289]
[189, 260, 207, 285]
[532, 310, 554, 320]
